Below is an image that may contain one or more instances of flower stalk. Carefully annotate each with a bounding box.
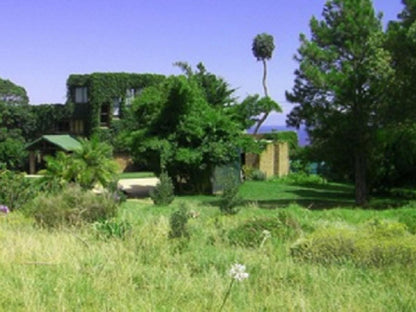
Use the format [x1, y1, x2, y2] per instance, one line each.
[219, 263, 249, 311]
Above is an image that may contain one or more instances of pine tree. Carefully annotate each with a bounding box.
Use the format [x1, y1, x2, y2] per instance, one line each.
[286, 0, 393, 205]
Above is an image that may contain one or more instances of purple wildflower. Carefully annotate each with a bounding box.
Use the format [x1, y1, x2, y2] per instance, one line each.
[0, 205, 9, 214]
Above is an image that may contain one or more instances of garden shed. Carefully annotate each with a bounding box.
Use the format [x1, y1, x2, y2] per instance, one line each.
[26, 135, 81, 174]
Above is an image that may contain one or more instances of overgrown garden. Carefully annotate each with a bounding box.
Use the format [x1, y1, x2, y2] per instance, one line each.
[1, 0, 416, 310]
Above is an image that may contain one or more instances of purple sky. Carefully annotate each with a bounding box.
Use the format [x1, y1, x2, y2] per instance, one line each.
[0, 0, 404, 125]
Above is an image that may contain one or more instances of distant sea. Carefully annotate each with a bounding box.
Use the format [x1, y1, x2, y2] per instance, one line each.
[247, 125, 309, 146]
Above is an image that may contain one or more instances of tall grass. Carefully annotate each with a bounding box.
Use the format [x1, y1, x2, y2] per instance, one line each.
[1, 196, 415, 311]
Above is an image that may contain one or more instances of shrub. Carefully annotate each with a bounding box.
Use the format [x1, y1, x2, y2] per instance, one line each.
[242, 166, 266, 181]
[228, 210, 301, 247]
[251, 169, 266, 181]
[290, 220, 416, 266]
[150, 171, 175, 205]
[272, 172, 327, 186]
[219, 175, 242, 215]
[26, 184, 118, 228]
[0, 169, 39, 211]
[39, 138, 119, 191]
[169, 206, 190, 239]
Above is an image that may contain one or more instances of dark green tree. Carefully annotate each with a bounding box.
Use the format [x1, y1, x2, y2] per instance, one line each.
[174, 61, 236, 108]
[0, 128, 27, 170]
[251, 33, 279, 134]
[371, 0, 416, 189]
[236, 94, 282, 130]
[0, 78, 33, 170]
[0, 78, 29, 106]
[128, 76, 245, 194]
[0, 78, 36, 140]
[286, 0, 393, 205]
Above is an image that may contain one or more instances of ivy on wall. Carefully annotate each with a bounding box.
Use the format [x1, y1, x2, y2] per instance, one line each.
[66, 73, 165, 136]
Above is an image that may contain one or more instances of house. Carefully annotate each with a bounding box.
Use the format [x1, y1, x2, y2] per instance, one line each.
[26, 134, 81, 174]
[66, 72, 165, 136]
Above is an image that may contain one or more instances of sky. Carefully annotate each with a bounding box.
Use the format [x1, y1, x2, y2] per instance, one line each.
[0, 0, 404, 126]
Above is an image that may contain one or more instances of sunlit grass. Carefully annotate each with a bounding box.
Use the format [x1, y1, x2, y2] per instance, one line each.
[1, 181, 415, 311]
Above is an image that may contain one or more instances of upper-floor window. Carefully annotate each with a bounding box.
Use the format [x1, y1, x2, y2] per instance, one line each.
[74, 87, 88, 103]
[125, 88, 135, 106]
[125, 88, 143, 106]
[113, 97, 121, 117]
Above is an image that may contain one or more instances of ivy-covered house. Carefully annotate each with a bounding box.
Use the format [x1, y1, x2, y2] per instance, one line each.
[66, 72, 165, 136]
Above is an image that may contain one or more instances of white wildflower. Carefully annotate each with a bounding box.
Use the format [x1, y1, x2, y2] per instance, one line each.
[229, 263, 249, 281]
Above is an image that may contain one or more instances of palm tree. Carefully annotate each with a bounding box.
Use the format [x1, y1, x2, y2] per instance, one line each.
[252, 33, 276, 134]
[40, 137, 118, 191]
[72, 137, 119, 189]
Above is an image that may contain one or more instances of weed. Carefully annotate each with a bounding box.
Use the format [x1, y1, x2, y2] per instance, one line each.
[219, 175, 242, 215]
[169, 205, 190, 239]
[93, 219, 131, 239]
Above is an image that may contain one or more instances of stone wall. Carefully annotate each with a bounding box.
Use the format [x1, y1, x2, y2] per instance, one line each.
[245, 141, 289, 178]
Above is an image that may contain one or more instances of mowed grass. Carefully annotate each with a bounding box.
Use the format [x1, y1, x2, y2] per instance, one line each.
[1, 180, 415, 311]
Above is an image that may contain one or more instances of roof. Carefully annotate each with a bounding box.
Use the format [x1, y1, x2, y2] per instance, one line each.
[26, 135, 81, 151]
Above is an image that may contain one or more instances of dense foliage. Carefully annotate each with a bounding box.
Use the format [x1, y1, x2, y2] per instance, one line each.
[30, 104, 72, 139]
[0, 78, 29, 106]
[126, 75, 247, 194]
[372, 0, 416, 189]
[39, 137, 118, 191]
[0, 169, 38, 211]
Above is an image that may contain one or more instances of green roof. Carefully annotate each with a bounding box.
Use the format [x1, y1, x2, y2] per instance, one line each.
[26, 135, 81, 151]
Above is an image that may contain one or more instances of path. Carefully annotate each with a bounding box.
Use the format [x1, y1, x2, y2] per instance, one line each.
[117, 178, 159, 198]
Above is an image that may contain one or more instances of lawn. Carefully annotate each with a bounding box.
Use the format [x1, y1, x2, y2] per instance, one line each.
[1, 179, 415, 311]
[119, 171, 155, 179]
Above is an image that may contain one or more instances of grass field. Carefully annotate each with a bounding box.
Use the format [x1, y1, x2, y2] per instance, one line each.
[1, 179, 415, 311]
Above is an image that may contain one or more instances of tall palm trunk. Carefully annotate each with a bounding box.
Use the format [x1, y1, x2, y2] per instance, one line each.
[253, 60, 269, 135]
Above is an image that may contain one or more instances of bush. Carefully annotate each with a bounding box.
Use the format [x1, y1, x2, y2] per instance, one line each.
[150, 171, 175, 205]
[251, 169, 266, 181]
[228, 210, 301, 247]
[169, 206, 190, 239]
[26, 184, 118, 228]
[290, 220, 416, 266]
[0, 169, 39, 211]
[272, 172, 327, 186]
[242, 166, 266, 181]
[219, 175, 242, 215]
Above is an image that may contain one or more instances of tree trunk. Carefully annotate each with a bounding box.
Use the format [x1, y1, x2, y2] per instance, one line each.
[354, 149, 368, 206]
[262, 59, 268, 97]
[253, 59, 269, 135]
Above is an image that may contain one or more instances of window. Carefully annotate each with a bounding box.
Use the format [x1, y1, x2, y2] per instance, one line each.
[74, 87, 88, 103]
[70, 120, 84, 134]
[125, 88, 143, 106]
[125, 88, 135, 106]
[100, 103, 110, 127]
[113, 97, 121, 117]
